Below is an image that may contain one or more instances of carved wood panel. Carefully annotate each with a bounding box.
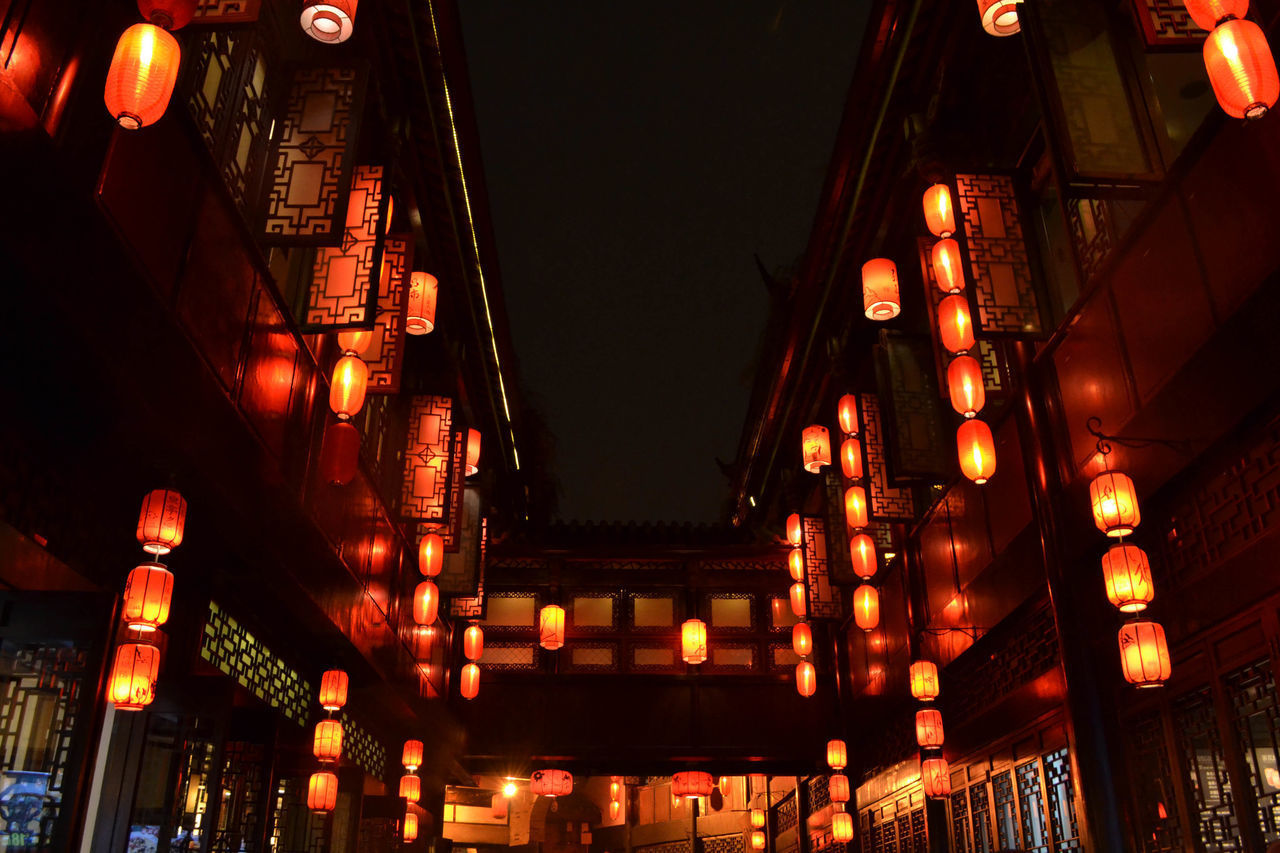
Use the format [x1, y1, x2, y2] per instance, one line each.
[860, 393, 916, 521]
[400, 395, 454, 523]
[955, 173, 1044, 337]
[304, 165, 386, 329]
[365, 234, 412, 393]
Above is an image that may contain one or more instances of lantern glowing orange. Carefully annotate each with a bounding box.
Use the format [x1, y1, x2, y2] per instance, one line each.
[682, 618, 708, 664]
[418, 532, 443, 577]
[921, 758, 951, 799]
[862, 258, 901, 321]
[947, 355, 985, 418]
[832, 812, 854, 843]
[1119, 621, 1172, 688]
[922, 183, 955, 237]
[849, 534, 877, 579]
[108, 642, 160, 711]
[1102, 544, 1155, 613]
[403, 811, 419, 842]
[837, 394, 859, 435]
[612, 781, 622, 799]
[313, 719, 344, 763]
[751, 808, 767, 829]
[406, 272, 438, 335]
[828, 774, 850, 803]
[329, 354, 368, 420]
[751, 831, 766, 850]
[122, 562, 174, 632]
[789, 547, 805, 581]
[910, 660, 940, 701]
[957, 419, 997, 485]
[840, 438, 864, 480]
[915, 709, 945, 748]
[802, 425, 832, 473]
[786, 513, 803, 546]
[307, 771, 339, 812]
[318, 669, 349, 711]
[319, 421, 360, 486]
[796, 661, 816, 697]
[1090, 471, 1141, 537]
[539, 604, 566, 650]
[337, 329, 373, 355]
[300, 0, 358, 43]
[402, 740, 424, 772]
[460, 662, 480, 700]
[938, 295, 975, 354]
[465, 428, 482, 477]
[610, 800, 622, 821]
[790, 582, 806, 618]
[413, 581, 439, 626]
[531, 769, 573, 797]
[977, 0, 1022, 35]
[672, 771, 714, 798]
[1203, 19, 1279, 120]
[844, 486, 869, 530]
[136, 489, 187, 555]
[827, 739, 848, 770]
[792, 622, 813, 657]
[1182, 0, 1248, 30]
[853, 584, 880, 631]
[399, 774, 421, 804]
[931, 238, 966, 294]
[464, 625, 484, 661]
[104, 23, 181, 129]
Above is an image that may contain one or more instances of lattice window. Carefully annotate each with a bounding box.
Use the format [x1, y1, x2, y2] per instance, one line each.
[1043, 747, 1081, 850]
[802, 516, 841, 620]
[706, 643, 757, 672]
[770, 642, 801, 672]
[199, 601, 311, 726]
[338, 711, 387, 779]
[637, 841, 691, 853]
[630, 593, 678, 631]
[305, 165, 387, 329]
[877, 332, 949, 479]
[1067, 198, 1116, 285]
[896, 812, 913, 851]
[945, 603, 1059, 727]
[480, 592, 539, 633]
[210, 741, 265, 852]
[270, 776, 331, 853]
[808, 775, 832, 812]
[971, 783, 994, 853]
[478, 642, 539, 672]
[704, 833, 745, 853]
[364, 234, 413, 392]
[1126, 711, 1184, 852]
[564, 642, 618, 672]
[860, 394, 915, 521]
[630, 644, 680, 673]
[1132, 0, 1205, 46]
[1226, 658, 1280, 843]
[706, 592, 757, 632]
[1172, 686, 1243, 850]
[569, 593, 619, 632]
[195, 0, 261, 21]
[952, 788, 973, 853]
[776, 794, 798, 832]
[993, 770, 1018, 850]
[955, 174, 1043, 337]
[400, 396, 454, 523]
[910, 808, 927, 852]
[1016, 760, 1050, 852]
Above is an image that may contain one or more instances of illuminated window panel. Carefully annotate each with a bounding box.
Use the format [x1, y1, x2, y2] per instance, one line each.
[709, 645, 756, 671]
[770, 598, 798, 629]
[631, 646, 679, 672]
[570, 595, 616, 629]
[631, 595, 675, 629]
[481, 594, 536, 628]
[477, 643, 537, 671]
[709, 596, 753, 629]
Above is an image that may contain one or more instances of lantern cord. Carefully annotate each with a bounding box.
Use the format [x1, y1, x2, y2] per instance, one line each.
[1086, 417, 1197, 457]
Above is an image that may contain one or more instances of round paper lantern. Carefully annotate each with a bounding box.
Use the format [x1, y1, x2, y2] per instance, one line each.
[844, 486, 868, 530]
[977, 0, 1022, 35]
[938, 295, 975, 354]
[957, 419, 997, 485]
[337, 329, 373, 355]
[751, 831, 766, 850]
[318, 669, 349, 711]
[1090, 471, 1141, 537]
[682, 618, 708, 664]
[108, 642, 160, 710]
[122, 562, 174, 632]
[827, 739, 848, 770]
[862, 258, 901, 321]
[1102, 544, 1155, 613]
[915, 709, 945, 748]
[399, 774, 421, 804]
[413, 581, 439, 626]
[319, 421, 360, 486]
[329, 355, 368, 420]
[136, 488, 187, 555]
[849, 534, 877, 579]
[853, 584, 880, 631]
[1203, 19, 1279, 120]
[931, 238, 966, 294]
[910, 660, 940, 701]
[465, 428, 482, 477]
[539, 604, 566, 650]
[828, 774, 850, 803]
[837, 394, 859, 435]
[789, 546, 805, 581]
[1119, 620, 1172, 688]
[672, 771, 714, 798]
[137, 0, 198, 30]
[947, 355, 985, 418]
[792, 622, 813, 657]
[832, 812, 854, 843]
[313, 719, 343, 763]
[751, 808, 767, 829]
[1182, 0, 1249, 31]
[796, 661, 816, 697]
[786, 513, 803, 546]
[922, 184, 956, 237]
[610, 800, 622, 820]
[300, 0, 358, 43]
[802, 425, 832, 473]
[464, 625, 484, 661]
[402, 740, 424, 772]
[418, 532, 444, 577]
[104, 24, 181, 129]
[790, 582, 806, 618]
[460, 662, 480, 700]
[921, 758, 951, 799]
[406, 272, 438, 335]
[403, 810, 419, 842]
[840, 438, 864, 480]
[308, 771, 339, 812]
[530, 769, 573, 797]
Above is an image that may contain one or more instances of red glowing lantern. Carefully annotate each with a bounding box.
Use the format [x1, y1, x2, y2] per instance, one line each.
[460, 662, 480, 700]
[612, 781, 623, 799]
[931, 238, 966, 294]
[915, 709, 945, 748]
[610, 800, 622, 820]
[318, 669, 349, 711]
[790, 582, 806, 618]
[1182, 0, 1248, 31]
[540, 604, 566, 650]
[796, 660, 816, 697]
[108, 642, 160, 711]
[300, 0, 359, 43]
[921, 758, 951, 799]
[840, 438, 864, 480]
[957, 419, 997, 485]
[464, 625, 484, 661]
[136, 489, 187, 555]
[923, 184, 956, 237]
[531, 769, 573, 797]
[122, 562, 174, 632]
[406, 272, 439, 335]
[337, 329, 373, 355]
[413, 581, 439, 626]
[832, 812, 854, 843]
[751, 831, 766, 850]
[319, 421, 360, 486]
[786, 513, 803, 546]
[977, 0, 1022, 36]
[399, 774, 421, 804]
[329, 355, 368, 420]
[1090, 471, 1141, 537]
[837, 394, 859, 435]
[844, 486, 868, 530]
[672, 771, 714, 798]
[862, 258, 901, 321]
[827, 739, 847, 770]
[313, 719, 344, 763]
[938, 295, 975, 354]
[418, 532, 443, 577]
[1204, 19, 1279, 120]
[947, 355, 985, 418]
[792, 622, 813, 657]
[104, 23, 181, 129]
[403, 810, 419, 842]
[465, 428, 482, 477]
[1102, 544, 1155, 613]
[802, 425, 832, 473]
[1119, 621, 1172, 688]
[828, 774, 850, 803]
[853, 585, 880, 631]
[849, 534, 877, 579]
[682, 619, 708, 664]
[402, 740, 424, 772]
[789, 547, 805, 581]
[910, 660, 940, 701]
[751, 808, 767, 829]
[308, 771, 339, 812]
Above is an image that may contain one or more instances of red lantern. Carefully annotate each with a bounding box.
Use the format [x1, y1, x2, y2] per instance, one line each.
[539, 604, 566, 650]
[403, 810, 419, 842]
[844, 486, 868, 530]
[796, 661, 816, 697]
[464, 625, 484, 661]
[957, 419, 997, 485]
[840, 438, 864, 480]
[1119, 621, 1172, 688]
[682, 619, 708, 664]
[922, 184, 956, 237]
[308, 771, 339, 812]
[406, 272, 439, 335]
[790, 582, 806, 618]
[122, 562, 173, 632]
[300, 0, 359, 43]
[921, 758, 951, 799]
[419, 532, 443, 577]
[313, 719, 344, 763]
[1089, 471, 1141, 537]
[399, 774, 421, 804]
[828, 774, 850, 803]
[853, 585, 880, 631]
[786, 513, 803, 546]
[751, 831, 766, 850]
[788, 547, 805, 581]
[910, 660, 940, 701]
[318, 669, 349, 711]
[862, 258, 901, 321]
[1182, 0, 1248, 30]
[108, 642, 160, 710]
[610, 800, 622, 821]
[672, 771, 714, 798]
[947, 355, 985, 418]
[460, 662, 480, 700]
[612, 781, 623, 799]
[977, 0, 1022, 35]
[751, 808, 767, 829]
[531, 769, 573, 797]
[931, 238, 966, 294]
[136, 489, 187, 555]
[938, 295, 975, 354]
[801, 425, 832, 473]
[402, 740, 424, 772]
[329, 354, 368, 420]
[104, 24, 181, 129]
[915, 709, 945, 748]
[1102, 544, 1155, 613]
[465, 428, 482, 477]
[850, 534, 877, 579]
[827, 739, 848, 770]
[792, 622, 813, 657]
[413, 581, 439, 626]
[1204, 19, 1279, 120]
[319, 421, 360, 486]
[337, 329, 373, 355]
[837, 394, 859, 435]
[832, 812, 854, 843]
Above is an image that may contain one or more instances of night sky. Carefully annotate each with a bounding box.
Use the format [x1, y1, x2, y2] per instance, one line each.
[459, 2, 868, 523]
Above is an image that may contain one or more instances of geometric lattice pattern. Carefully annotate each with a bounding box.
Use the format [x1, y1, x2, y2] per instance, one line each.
[305, 165, 386, 329]
[802, 516, 841, 620]
[1172, 687, 1243, 850]
[878, 332, 949, 478]
[1016, 760, 1049, 852]
[365, 234, 413, 393]
[1043, 747, 1082, 851]
[211, 741, 265, 852]
[1126, 711, 1185, 853]
[449, 514, 488, 619]
[1226, 659, 1280, 843]
[1133, 0, 1205, 45]
[400, 395, 454, 522]
[703, 836, 745, 853]
[776, 795, 798, 832]
[955, 174, 1042, 337]
[199, 601, 311, 726]
[824, 471, 857, 584]
[636, 841, 691, 853]
[1068, 197, 1116, 285]
[951, 787, 971, 852]
[337, 711, 387, 780]
[971, 783, 995, 853]
[946, 602, 1059, 727]
[860, 393, 915, 521]
[194, 0, 261, 21]
[994, 770, 1018, 850]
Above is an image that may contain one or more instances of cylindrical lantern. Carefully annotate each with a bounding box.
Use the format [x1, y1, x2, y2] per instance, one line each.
[1090, 471, 1141, 537]
[539, 604, 566, 650]
[938, 295, 976, 354]
[789, 547, 805, 581]
[921, 758, 951, 799]
[530, 769, 573, 797]
[786, 513, 803, 546]
[1182, 0, 1249, 30]
[751, 831, 766, 850]
[402, 740, 424, 772]
[681, 618, 708, 664]
[104, 23, 181, 129]
[329, 354, 368, 420]
[399, 774, 421, 804]
[418, 532, 443, 577]
[947, 355, 986, 418]
[862, 258, 901, 321]
[977, 0, 1022, 35]
[1119, 620, 1172, 688]
[612, 781, 623, 799]
[672, 771, 714, 798]
[313, 719, 344, 763]
[122, 562, 174, 632]
[801, 425, 832, 473]
[844, 486, 869, 530]
[915, 709, 945, 748]
[1102, 544, 1155, 613]
[957, 419, 997, 485]
[832, 812, 854, 843]
[931, 238, 966, 294]
[460, 662, 480, 700]
[413, 581, 439, 626]
[406, 272, 439, 335]
[850, 534, 877, 579]
[307, 771, 339, 812]
[465, 428, 482, 477]
[837, 394, 859, 435]
[790, 582, 806, 618]
[403, 810, 419, 842]
[318, 669, 349, 711]
[337, 329, 373, 355]
[922, 184, 956, 237]
[1204, 19, 1279, 120]
[853, 584, 880, 631]
[108, 642, 160, 711]
[751, 808, 767, 829]
[136, 489, 187, 555]
[827, 739, 848, 770]
[786, 622, 811, 659]
[796, 660, 816, 697]
[319, 420, 360, 486]
[828, 774, 850, 803]
[910, 660, 940, 701]
[464, 625, 484, 661]
[300, 0, 358, 44]
[610, 800, 622, 821]
[840, 439, 864, 482]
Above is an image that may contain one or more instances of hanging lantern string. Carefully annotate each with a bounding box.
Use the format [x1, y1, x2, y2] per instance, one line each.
[1086, 417, 1197, 458]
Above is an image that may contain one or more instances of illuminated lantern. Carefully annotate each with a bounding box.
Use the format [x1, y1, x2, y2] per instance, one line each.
[850, 534, 877, 579]
[837, 394, 859, 435]
[104, 24, 181, 129]
[922, 184, 956, 237]
[610, 800, 622, 820]
[418, 532, 443, 577]
[832, 812, 854, 843]
[413, 581, 439, 626]
[530, 769, 573, 797]
[910, 660, 940, 701]
[789, 547, 805, 581]
[403, 811, 419, 842]
[1182, 0, 1249, 30]
[337, 329, 373, 355]
[796, 661, 816, 697]
[786, 513, 803, 545]
[915, 709, 945, 748]
[612, 781, 622, 799]
[672, 771, 714, 798]
[307, 771, 339, 812]
[977, 0, 1022, 35]
[853, 585, 879, 631]
[465, 428, 482, 477]
[938, 295, 975, 354]
[828, 774, 850, 803]
[840, 438, 864, 480]
[402, 740, 424, 772]
[921, 758, 951, 799]
[122, 562, 173, 632]
[1102, 544, 1155, 613]
[399, 774, 421, 804]
[947, 355, 985, 418]
[319, 421, 360, 486]
[801, 425, 832, 473]
[539, 604, 566, 650]
[108, 642, 160, 710]
[790, 582, 806, 618]
[1119, 621, 1172, 688]
[931, 238, 965, 294]
[300, 0, 358, 43]
[844, 486, 868, 530]
[406, 272, 439, 335]
[862, 258, 901, 321]
[460, 662, 480, 700]
[313, 719, 343, 763]
[329, 355, 368, 420]
[464, 625, 484, 660]
[136, 489, 187, 555]
[1204, 20, 1279, 120]
[751, 831, 766, 850]
[751, 808, 767, 829]
[827, 739, 848, 770]
[1089, 471, 1141, 537]
[957, 419, 997, 485]
[682, 618, 708, 664]
[792, 622, 813, 657]
[318, 669, 349, 711]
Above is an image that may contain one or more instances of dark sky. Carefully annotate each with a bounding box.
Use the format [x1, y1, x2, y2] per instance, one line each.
[459, 2, 867, 523]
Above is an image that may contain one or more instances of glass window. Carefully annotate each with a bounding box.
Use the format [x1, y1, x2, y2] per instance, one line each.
[1144, 51, 1217, 159]
[710, 597, 752, 629]
[483, 595, 536, 627]
[571, 596, 614, 628]
[770, 598, 798, 629]
[632, 596, 674, 628]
